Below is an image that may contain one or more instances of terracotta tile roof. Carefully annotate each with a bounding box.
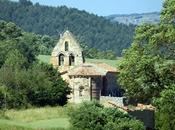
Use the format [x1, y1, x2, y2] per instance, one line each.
[93, 63, 119, 72]
[108, 101, 155, 112]
[68, 64, 105, 76]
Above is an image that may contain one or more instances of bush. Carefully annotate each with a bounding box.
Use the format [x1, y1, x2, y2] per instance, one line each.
[154, 84, 175, 130]
[0, 62, 71, 108]
[26, 63, 71, 106]
[68, 101, 145, 130]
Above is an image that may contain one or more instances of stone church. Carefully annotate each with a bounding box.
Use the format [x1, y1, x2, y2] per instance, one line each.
[51, 30, 121, 103]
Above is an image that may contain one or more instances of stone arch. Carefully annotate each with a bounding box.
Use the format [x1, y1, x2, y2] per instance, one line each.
[69, 53, 75, 66]
[65, 41, 69, 51]
[58, 53, 64, 66]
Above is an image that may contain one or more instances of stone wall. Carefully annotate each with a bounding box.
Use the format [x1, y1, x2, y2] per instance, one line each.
[100, 96, 124, 106]
[69, 77, 91, 103]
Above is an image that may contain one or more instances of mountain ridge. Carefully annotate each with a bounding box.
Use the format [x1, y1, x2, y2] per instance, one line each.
[0, 0, 135, 56]
[106, 12, 160, 25]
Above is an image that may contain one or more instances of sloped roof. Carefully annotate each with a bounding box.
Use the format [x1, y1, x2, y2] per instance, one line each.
[68, 64, 105, 76]
[93, 63, 118, 72]
[68, 63, 118, 77]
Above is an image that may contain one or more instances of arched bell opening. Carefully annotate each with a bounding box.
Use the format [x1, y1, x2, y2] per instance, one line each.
[69, 54, 75, 66]
[58, 53, 64, 66]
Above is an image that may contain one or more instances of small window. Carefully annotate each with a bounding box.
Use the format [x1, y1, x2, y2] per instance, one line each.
[79, 86, 84, 97]
[65, 41, 69, 51]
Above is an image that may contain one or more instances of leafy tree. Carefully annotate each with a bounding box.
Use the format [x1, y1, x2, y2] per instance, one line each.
[154, 84, 175, 130]
[69, 101, 145, 130]
[4, 49, 28, 70]
[118, 0, 175, 103]
[0, 21, 39, 67]
[0, 62, 71, 108]
[161, 0, 175, 24]
[26, 63, 71, 106]
[118, 1, 175, 129]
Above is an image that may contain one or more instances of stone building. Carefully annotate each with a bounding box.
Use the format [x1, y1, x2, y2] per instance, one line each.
[50, 30, 121, 103]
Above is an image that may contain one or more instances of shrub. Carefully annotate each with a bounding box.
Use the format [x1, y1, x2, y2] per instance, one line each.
[68, 101, 145, 130]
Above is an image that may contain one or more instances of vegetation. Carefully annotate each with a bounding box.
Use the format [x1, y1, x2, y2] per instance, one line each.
[0, 106, 69, 130]
[69, 101, 145, 130]
[118, 1, 175, 103]
[118, 0, 175, 129]
[0, 20, 71, 109]
[154, 84, 175, 130]
[0, 0, 135, 56]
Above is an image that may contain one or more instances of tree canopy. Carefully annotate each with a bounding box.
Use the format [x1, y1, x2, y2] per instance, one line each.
[118, 0, 175, 129]
[118, 0, 175, 103]
[69, 101, 145, 130]
[0, 20, 71, 108]
[0, 0, 136, 56]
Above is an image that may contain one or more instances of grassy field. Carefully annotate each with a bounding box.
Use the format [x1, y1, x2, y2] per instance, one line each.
[0, 106, 71, 130]
[38, 55, 121, 67]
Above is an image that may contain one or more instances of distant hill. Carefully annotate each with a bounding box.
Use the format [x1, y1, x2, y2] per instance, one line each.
[106, 12, 160, 25]
[0, 0, 136, 56]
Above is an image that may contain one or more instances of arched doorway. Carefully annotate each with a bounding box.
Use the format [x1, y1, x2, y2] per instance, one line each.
[58, 54, 64, 66]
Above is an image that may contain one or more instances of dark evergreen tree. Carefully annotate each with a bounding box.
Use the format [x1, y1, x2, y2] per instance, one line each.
[0, 0, 136, 56]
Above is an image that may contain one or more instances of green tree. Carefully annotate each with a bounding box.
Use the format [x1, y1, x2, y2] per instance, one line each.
[4, 49, 28, 69]
[161, 0, 175, 24]
[118, 0, 175, 103]
[27, 63, 71, 106]
[69, 101, 145, 130]
[0, 21, 40, 67]
[154, 84, 175, 130]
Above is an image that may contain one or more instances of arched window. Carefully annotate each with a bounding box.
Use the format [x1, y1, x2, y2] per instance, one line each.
[59, 54, 64, 66]
[65, 41, 69, 51]
[69, 54, 75, 66]
[79, 86, 84, 97]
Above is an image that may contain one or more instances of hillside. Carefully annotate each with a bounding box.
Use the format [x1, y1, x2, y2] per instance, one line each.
[0, 0, 136, 56]
[106, 12, 160, 25]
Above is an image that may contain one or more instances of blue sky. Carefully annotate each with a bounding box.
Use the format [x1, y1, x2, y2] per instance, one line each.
[15, 0, 163, 16]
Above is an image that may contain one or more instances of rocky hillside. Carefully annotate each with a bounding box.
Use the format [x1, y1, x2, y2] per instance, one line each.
[107, 12, 160, 25]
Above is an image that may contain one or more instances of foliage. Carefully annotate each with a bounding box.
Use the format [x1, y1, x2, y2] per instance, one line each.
[0, 21, 71, 108]
[82, 46, 117, 60]
[118, 0, 175, 129]
[68, 101, 145, 130]
[26, 63, 71, 106]
[153, 84, 175, 130]
[0, 20, 39, 67]
[0, 62, 70, 108]
[161, 0, 175, 24]
[118, 0, 175, 103]
[0, 106, 70, 130]
[0, 0, 136, 56]
[4, 49, 28, 69]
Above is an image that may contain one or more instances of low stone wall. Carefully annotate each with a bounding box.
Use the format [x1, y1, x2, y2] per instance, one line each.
[100, 96, 124, 106]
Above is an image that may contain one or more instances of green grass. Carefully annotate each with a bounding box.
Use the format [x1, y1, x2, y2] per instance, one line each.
[38, 55, 121, 67]
[0, 106, 71, 130]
